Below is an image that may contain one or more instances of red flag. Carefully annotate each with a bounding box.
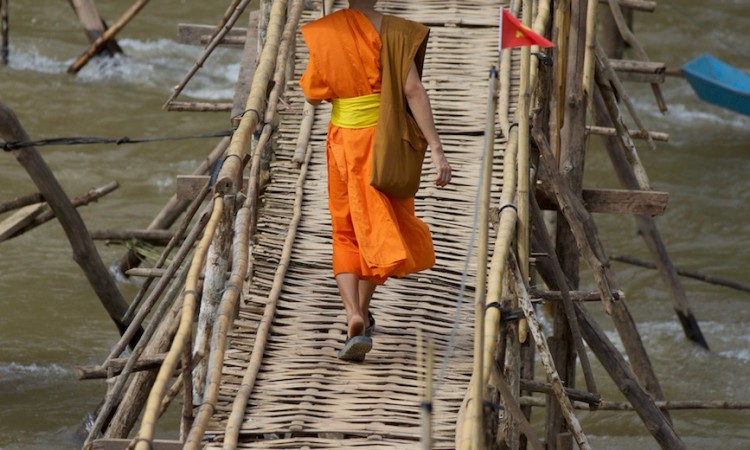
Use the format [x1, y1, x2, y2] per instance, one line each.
[499, 8, 554, 50]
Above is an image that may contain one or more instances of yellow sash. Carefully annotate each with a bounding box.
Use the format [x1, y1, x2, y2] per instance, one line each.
[331, 93, 381, 128]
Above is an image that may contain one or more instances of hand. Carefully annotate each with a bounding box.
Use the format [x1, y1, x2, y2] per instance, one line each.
[431, 147, 452, 187]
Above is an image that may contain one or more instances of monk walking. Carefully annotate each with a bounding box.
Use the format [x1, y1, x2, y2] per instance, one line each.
[300, 0, 451, 361]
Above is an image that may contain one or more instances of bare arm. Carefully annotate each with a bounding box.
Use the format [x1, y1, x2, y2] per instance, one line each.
[404, 62, 452, 187]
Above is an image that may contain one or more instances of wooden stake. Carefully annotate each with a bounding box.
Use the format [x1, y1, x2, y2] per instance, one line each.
[68, 0, 151, 74]
[491, 363, 545, 450]
[67, 0, 122, 56]
[0, 102, 134, 336]
[1, 0, 8, 65]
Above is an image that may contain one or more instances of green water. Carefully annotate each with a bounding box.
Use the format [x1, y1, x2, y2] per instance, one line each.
[1, 1, 749, 449]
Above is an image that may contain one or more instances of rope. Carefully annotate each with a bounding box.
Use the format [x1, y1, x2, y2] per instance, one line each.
[1, 130, 233, 152]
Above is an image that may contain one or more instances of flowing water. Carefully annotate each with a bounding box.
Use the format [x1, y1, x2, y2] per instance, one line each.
[0, 1, 748, 449]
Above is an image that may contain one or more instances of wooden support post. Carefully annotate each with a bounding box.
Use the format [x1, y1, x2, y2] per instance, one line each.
[534, 124, 672, 421]
[574, 304, 686, 449]
[1, 0, 8, 65]
[67, 0, 123, 57]
[592, 88, 709, 350]
[68, 0, 151, 74]
[0, 102, 133, 336]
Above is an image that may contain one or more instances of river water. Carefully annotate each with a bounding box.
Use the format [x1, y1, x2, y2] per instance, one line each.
[0, 1, 748, 449]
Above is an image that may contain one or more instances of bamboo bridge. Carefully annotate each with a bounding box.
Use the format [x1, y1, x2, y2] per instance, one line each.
[9, 0, 749, 449]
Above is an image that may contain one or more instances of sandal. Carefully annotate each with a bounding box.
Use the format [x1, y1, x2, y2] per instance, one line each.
[365, 311, 376, 337]
[337, 335, 373, 362]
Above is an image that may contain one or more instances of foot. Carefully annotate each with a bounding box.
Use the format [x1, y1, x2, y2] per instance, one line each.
[348, 313, 365, 338]
[365, 311, 375, 337]
[338, 335, 373, 362]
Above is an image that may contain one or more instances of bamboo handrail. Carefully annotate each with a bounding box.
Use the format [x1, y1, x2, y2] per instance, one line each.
[214, 0, 290, 195]
[135, 195, 224, 450]
[222, 140, 313, 449]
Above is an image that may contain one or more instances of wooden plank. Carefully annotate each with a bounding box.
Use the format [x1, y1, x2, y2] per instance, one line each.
[0, 203, 47, 241]
[68, 0, 123, 56]
[610, 59, 665, 83]
[92, 438, 182, 450]
[176, 175, 249, 201]
[537, 188, 668, 215]
[177, 23, 248, 47]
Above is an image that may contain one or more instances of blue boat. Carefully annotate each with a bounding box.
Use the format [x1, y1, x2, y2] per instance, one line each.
[681, 53, 750, 116]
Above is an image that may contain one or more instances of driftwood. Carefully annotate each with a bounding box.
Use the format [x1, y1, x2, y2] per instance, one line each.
[68, 0, 151, 74]
[0, 102, 133, 336]
[5, 181, 120, 241]
[0, 192, 44, 214]
[613, 254, 750, 294]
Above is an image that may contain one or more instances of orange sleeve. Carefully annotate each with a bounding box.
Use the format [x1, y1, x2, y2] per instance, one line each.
[300, 55, 333, 101]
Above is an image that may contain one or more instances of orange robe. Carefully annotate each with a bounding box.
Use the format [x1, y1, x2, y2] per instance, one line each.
[300, 9, 435, 285]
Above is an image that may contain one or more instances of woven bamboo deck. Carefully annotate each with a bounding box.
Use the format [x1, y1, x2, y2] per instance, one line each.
[203, 1, 517, 448]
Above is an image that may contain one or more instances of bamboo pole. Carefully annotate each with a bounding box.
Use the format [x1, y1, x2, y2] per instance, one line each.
[0, 102, 134, 336]
[162, 0, 254, 107]
[1, 0, 8, 65]
[605, 0, 667, 112]
[586, 125, 668, 142]
[107, 183, 212, 363]
[114, 136, 227, 277]
[214, 0, 290, 195]
[74, 354, 168, 380]
[81, 214, 204, 450]
[134, 195, 224, 450]
[293, 101, 316, 164]
[67, 0, 151, 74]
[517, 0, 532, 309]
[510, 253, 591, 450]
[582, 0, 599, 106]
[462, 66, 499, 450]
[183, 191, 250, 449]
[220, 139, 312, 450]
[520, 397, 750, 411]
[612, 254, 750, 294]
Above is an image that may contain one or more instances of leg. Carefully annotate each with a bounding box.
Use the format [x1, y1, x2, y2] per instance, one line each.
[336, 272, 365, 338]
[358, 279, 376, 329]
